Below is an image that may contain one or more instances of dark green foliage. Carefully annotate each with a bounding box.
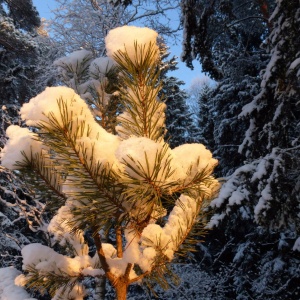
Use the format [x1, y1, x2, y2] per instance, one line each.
[182, 0, 272, 176]
[196, 83, 214, 147]
[181, 0, 273, 80]
[2, 0, 40, 31]
[0, 0, 40, 106]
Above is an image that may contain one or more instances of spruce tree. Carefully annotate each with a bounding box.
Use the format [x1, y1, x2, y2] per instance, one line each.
[0, 0, 58, 147]
[0, 0, 55, 277]
[0, 0, 39, 147]
[159, 45, 197, 148]
[1, 26, 219, 300]
[181, 1, 300, 298]
[235, 0, 300, 229]
[205, 1, 300, 298]
[0, 0, 40, 106]
[196, 83, 214, 147]
[181, 0, 273, 176]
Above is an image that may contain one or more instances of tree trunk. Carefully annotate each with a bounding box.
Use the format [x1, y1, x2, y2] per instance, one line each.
[115, 278, 128, 300]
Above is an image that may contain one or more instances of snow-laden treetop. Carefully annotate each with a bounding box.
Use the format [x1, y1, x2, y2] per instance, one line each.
[105, 25, 159, 63]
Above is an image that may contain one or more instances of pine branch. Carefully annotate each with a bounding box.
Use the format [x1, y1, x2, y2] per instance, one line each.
[116, 226, 123, 258]
[16, 148, 67, 211]
[171, 162, 218, 198]
[88, 64, 121, 133]
[173, 199, 209, 257]
[143, 258, 179, 292]
[113, 42, 166, 141]
[34, 98, 126, 231]
[119, 145, 178, 231]
[24, 265, 83, 298]
[92, 229, 111, 274]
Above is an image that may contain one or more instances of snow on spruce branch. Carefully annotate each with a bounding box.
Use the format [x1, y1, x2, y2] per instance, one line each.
[208, 148, 287, 229]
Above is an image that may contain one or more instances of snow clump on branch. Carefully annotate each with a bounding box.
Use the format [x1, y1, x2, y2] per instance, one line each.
[105, 25, 159, 63]
[0, 126, 44, 170]
[20, 86, 94, 128]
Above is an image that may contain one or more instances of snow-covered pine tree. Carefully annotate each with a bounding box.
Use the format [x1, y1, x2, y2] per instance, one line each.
[0, 0, 40, 145]
[181, 1, 300, 298]
[1, 26, 219, 300]
[0, 0, 42, 105]
[0, 0, 59, 146]
[0, 0, 56, 280]
[181, 0, 273, 176]
[207, 0, 300, 298]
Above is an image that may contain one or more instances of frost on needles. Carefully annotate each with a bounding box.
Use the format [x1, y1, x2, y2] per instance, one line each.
[0, 25, 219, 300]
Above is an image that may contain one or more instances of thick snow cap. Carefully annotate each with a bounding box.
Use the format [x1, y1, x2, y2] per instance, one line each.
[20, 86, 95, 128]
[105, 25, 159, 63]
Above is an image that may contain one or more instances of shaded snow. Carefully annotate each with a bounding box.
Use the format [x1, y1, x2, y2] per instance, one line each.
[89, 57, 115, 78]
[54, 49, 93, 71]
[0, 267, 35, 300]
[292, 237, 300, 252]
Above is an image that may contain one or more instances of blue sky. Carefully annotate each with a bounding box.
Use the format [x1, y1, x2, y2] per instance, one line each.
[32, 0, 202, 89]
